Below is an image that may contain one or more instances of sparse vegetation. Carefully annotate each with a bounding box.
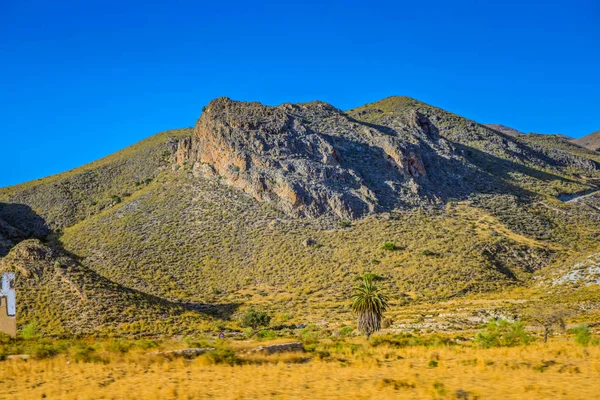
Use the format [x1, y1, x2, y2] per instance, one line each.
[525, 306, 569, 343]
[474, 319, 533, 348]
[0, 336, 598, 399]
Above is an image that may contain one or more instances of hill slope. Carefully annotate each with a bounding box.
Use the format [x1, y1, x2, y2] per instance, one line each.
[574, 130, 600, 151]
[483, 124, 524, 137]
[2, 96, 600, 335]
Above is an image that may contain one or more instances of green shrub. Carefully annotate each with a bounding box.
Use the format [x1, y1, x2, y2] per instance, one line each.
[0, 332, 13, 345]
[205, 349, 240, 366]
[382, 241, 398, 251]
[240, 308, 271, 330]
[21, 322, 40, 340]
[31, 344, 61, 360]
[298, 325, 323, 344]
[474, 319, 532, 348]
[572, 324, 592, 346]
[428, 360, 439, 367]
[135, 339, 159, 350]
[71, 345, 102, 363]
[371, 333, 454, 348]
[256, 329, 278, 340]
[339, 220, 352, 228]
[339, 326, 354, 338]
[106, 340, 132, 353]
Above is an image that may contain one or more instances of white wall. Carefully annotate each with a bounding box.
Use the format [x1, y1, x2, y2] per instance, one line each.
[0, 273, 16, 316]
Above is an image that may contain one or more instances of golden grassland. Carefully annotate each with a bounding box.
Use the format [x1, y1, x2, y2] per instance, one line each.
[2, 337, 600, 400]
[0, 336, 600, 400]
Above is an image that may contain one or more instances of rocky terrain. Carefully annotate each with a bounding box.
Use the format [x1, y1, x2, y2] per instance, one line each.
[575, 130, 600, 151]
[483, 124, 524, 137]
[2, 96, 600, 335]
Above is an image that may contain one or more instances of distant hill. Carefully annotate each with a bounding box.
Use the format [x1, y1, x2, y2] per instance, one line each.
[575, 130, 600, 151]
[2, 96, 600, 335]
[483, 124, 524, 137]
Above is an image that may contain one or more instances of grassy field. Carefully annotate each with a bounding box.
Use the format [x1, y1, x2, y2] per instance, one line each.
[1, 336, 599, 399]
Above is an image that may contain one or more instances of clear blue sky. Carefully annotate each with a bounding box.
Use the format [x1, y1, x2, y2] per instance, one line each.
[1, 0, 599, 188]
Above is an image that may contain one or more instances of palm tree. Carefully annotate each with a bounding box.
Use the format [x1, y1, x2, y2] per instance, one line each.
[351, 273, 389, 339]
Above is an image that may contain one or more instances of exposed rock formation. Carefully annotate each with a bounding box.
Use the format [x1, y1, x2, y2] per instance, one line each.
[176, 98, 462, 219]
[249, 342, 304, 354]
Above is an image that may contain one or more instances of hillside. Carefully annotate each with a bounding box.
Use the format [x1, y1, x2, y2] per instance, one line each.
[483, 124, 524, 137]
[2, 96, 600, 335]
[575, 130, 600, 151]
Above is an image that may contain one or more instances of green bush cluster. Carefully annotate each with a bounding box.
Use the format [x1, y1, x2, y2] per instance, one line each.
[474, 319, 533, 348]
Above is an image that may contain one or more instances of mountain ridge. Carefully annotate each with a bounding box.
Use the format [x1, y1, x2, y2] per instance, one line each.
[2, 95, 600, 335]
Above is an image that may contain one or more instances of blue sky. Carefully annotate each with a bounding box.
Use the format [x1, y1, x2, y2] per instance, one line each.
[1, 0, 599, 187]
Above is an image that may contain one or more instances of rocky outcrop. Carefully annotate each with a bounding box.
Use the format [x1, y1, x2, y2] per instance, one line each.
[176, 98, 460, 219]
[249, 342, 304, 354]
[171, 97, 600, 220]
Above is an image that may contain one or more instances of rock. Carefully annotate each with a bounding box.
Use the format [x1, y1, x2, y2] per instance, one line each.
[149, 348, 215, 358]
[176, 98, 439, 220]
[6, 354, 30, 360]
[249, 342, 304, 354]
[302, 238, 317, 247]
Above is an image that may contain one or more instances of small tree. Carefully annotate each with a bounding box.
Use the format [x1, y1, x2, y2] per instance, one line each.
[240, 308, 271, 331]
[525, 306, 569, 343]
[351, 273, 389, 339]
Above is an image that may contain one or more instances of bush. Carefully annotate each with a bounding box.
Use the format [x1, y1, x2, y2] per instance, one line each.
[474, 319, 532, 348]
[382, 242, 398, 251]
[256, 329, 278, 340]
[572, 324, 592, 346]
[339, 326, 354, 338]
[31, 343, 61, 360]
[135, 339, 159, 350]
[204, 349, 240, 366]
[71, 345, 102, 363]
[106, 340, 132, 354]
[298, 325, 323, 344]
[21, 322, 40, 340]
[0, 332, 13, 345]
[371, 333, 453, 348]
[241, 308, 271, 330]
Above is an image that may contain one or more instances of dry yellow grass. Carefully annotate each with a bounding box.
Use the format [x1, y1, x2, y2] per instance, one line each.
[2, 341, 599, 399]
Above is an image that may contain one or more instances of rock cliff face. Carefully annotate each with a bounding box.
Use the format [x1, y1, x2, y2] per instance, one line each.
[176, 98, 464, 219]
[173, 97, 600, 220]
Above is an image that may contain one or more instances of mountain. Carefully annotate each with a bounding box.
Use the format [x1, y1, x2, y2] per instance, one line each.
[2, 96, 600, 336]
[575, 130, 600, 151]
[483, 124, 524, 137]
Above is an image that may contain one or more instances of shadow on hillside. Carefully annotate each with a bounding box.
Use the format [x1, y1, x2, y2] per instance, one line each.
[179, 302, 241, 320]
[0, 202, 240, 321]
[0, 202, 52, 239]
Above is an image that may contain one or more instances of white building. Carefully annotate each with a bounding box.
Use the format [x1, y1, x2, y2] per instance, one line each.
[1, 272, 15, 317]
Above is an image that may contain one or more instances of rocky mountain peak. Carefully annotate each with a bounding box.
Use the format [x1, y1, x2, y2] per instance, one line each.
[175, 97, 450, 219]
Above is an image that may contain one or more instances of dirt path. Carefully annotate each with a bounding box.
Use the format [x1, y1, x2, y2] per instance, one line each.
[559, 188, 600, 203]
